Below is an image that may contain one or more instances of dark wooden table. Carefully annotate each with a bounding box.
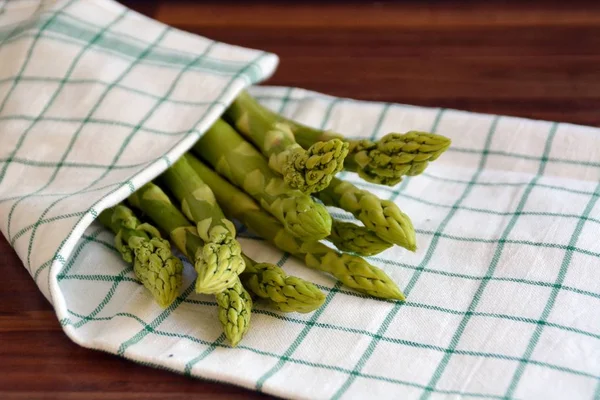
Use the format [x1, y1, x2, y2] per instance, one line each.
[2, 1, 600, 398]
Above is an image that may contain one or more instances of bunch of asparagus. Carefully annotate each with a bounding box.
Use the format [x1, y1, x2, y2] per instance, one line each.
[97, 91, 451, 346]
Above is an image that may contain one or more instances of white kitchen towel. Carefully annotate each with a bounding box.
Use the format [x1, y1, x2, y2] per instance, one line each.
[1, 1, 599, 399]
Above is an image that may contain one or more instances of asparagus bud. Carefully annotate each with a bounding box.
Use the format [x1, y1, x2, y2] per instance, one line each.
[97, 204, 183, 308]
[216, 279, 253, 347]
[192, 118, 332, 241]
[328, 219, 392, 256]
[128, 182, 241, 295]
[348, 131, 452, 185]
[159, 156, 245, 293]
[317, 178, 416, 251]
[226, 91, 348, 193]
[186, 153, 405, 301]
[241, 254, 325, 313]
[235, 91, 451, 186]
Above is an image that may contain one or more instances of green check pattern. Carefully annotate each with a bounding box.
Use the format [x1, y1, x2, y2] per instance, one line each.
[2, 2, 600, 400]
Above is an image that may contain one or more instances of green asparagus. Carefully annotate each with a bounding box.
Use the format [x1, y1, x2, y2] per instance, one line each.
[128, 182, 253, 346]
[328, 219, 392, 256]
[341, 131, 452, 185]
[216, 279, 252, 347]
[225, 91, 349, 194]
[241, 254, 325, 313]
[128, 182, 238, 295]
[97, 204, 183, 308]
[187, 153, 405, 301]
[237, 91, 451, 186]
[316, 177, 416, 251]
[192, 118, 332, 241]
[158, 156, 245, 292]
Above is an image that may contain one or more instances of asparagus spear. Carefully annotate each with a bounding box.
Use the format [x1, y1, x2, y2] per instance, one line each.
[238, 91, 451, 186]
[128, 182, 238, 295]
[97, 204, 183, 308]
[341, 132, 452, 186]
[328, 219, 392, 256]
[241, 254, 325, 313]
[224, 91, 349, 194]
[187, 153, 405, 301]
[316, 177, 416, 251]
[192, 118, 332, 242]
[216, 279, 252, 347]
[158, 156, 245, 291]
[128, 182, 252, 346]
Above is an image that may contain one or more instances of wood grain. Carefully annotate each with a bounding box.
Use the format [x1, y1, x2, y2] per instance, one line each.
[2, 1, 599, 398]
[147, 0, 600, 127]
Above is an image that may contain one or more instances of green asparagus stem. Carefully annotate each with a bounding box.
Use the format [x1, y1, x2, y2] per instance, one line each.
[342, 131, 452, 185]
[128, 182, 252, 346]
[328, 219, 393, 256]
[187, 153, 405, 301]
[316, 177, 416, 251]
[97, 204, 183, 308]
[238, 91, 451, 186]
[241, 254, 325, 313]
[225, 91, 349, 194]
[215, 279, 252, 347]
[158, 156, 245, 292]
[192, 118, 332, 241]
[128, 182, 238, 295]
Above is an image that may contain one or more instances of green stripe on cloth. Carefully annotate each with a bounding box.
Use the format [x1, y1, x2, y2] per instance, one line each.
[503, 181, 600, 397]
[5, 8, 128, 249]
[332, 114, 500, 399]
[103, 49, 268, 354]
[0, 13, 249, 74]
[183, 334, 227, 377]
[256, 282, 343, 391]
[0, 0, 76, 185]
[65, 305, 502, 398]
[30, 26, 230, 289]
[419, 122, 559, 399]
[255, 99, 395, 392]
[447, 146, 600, 169]
[43, 49, 268, 316]
[277, 86, 294, 114]
[594, 379, 600, 400]
[369, 102, 391, 140]
[0, 77, 214, 106]
[2, 112, 597, 183]
[0, 182, 122, 207]
[57, 208, 600, 398]
[11, 211, 86, 247]
[117, 283, 197, 355]
[60, 236, 600, 353]
[20, 18, 168, 273]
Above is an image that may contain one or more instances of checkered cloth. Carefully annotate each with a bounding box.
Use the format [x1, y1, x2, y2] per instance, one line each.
[2, 1, 599, 399]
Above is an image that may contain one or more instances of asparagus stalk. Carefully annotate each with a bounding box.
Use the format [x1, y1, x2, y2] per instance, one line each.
[97, 204, 183, 308]
[158, 156, 245, 292]
[224, 91, 349, 194]
[128, 182, 252, 346]
[192, 118, 332, 241]
[316, 177, 416, 251]
[128, 182, 237, 295]
[187, 153, 405, 301]
[241, 254, 325, 313]
[341, 132, 452, 186]
[216, 279, 252, 347]
[238, 91, 451, 186]
[328, 219, 392, 256]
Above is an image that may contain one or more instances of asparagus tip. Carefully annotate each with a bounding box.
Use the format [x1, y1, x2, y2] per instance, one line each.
[392, 289, 407, 302]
